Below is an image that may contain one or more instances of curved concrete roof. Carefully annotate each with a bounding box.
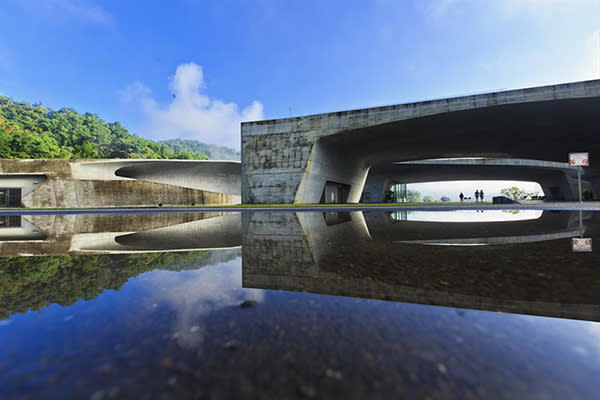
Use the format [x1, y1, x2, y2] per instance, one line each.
[368, 163, 571, 184]
[71, 159, 241, 195]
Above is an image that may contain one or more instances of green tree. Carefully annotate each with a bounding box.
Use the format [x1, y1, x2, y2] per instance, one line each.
[0, 96, 210, 160]
[500, 187, 528, 201]
[406, 189, 421, 202]
[423, 195, 434, 202]
[440, 196, 451, 202]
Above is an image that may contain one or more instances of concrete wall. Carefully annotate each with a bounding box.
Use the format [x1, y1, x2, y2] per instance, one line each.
[0, 159, 240, 207]
[242, 79, 600, 204]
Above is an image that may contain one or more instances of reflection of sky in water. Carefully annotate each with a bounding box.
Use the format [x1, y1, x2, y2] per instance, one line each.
[394, 209, 543, 222]
[135, 258, 263, 349]
[0, 253, 599, 398]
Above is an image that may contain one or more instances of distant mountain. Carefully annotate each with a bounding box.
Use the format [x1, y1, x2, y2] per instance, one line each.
[0, 96, 209, 160]
[159, 139, 240, 161]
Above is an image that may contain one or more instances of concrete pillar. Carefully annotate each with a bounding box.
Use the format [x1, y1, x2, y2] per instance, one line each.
[361, 170, 389, 203]
[539, 172, 579, 201]
[294, 141, 369, 203]
[590, 178, 600, 201]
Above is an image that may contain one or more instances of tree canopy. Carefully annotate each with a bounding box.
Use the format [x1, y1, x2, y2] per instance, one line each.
[406, 189, 421, 202]
[500, 187, 528, 201]
[0, 96, 209, 160]
[160, 138, 240, 161]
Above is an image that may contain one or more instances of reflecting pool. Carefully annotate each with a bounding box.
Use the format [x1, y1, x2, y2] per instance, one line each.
[1, 210, 599, 399]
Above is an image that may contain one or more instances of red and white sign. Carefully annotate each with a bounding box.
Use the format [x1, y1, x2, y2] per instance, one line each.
[569, 152, 589, 166]
[572, 238, 592, 252]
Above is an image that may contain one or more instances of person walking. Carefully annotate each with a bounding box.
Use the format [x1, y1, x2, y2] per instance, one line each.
[475, 190, 480, 202]
[459, 192, 464, 202]
[479, 189, 484, 202]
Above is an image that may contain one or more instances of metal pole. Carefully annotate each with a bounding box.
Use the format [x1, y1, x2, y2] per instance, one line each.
[578, 165, 583, 204]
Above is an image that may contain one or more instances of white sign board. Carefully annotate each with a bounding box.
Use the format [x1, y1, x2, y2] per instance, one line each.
[569, 152, 589, 166]
[572, 238, 592, 252]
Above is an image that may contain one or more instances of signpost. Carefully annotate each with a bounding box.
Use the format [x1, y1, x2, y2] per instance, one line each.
[569, 152, 589, 203]
[569, 153, 592, 252]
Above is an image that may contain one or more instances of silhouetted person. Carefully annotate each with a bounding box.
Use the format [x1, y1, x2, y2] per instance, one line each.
[475, 190, 480, 202]
[459, 192, 464, 202]
[479, 189, 484, 202]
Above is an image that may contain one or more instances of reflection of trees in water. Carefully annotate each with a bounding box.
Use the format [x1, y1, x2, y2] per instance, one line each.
[0, 249, 241, 320]
[502, 210, 521, 214]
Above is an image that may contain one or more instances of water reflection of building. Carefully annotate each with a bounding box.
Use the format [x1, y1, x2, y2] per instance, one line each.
[243, 211, 600, 322]
[3, 209, 600, 322]
[0, 213, 241, 256]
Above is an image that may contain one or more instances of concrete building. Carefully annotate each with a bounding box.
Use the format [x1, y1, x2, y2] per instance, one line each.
[0, 159, 241, 208]
[241, 79, 600, 204]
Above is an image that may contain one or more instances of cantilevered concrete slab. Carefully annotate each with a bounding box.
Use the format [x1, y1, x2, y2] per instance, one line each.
[72, 159, 240, 195]
[242, 79, 600, 204]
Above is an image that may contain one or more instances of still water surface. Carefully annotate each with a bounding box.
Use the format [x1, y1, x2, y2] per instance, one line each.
[1, 210, 599, 399]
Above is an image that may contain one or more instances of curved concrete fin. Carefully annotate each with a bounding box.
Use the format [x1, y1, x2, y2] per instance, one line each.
[114, 161, 241, 195]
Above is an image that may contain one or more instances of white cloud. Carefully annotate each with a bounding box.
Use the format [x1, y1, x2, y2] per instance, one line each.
[140, 260, 264, 350]
[579, 30, 600, 80]
[19, 0, 115, 27]
[120, 62, 263, 150]
[420, 0, 459, 22]
[418, 0, 598, 24]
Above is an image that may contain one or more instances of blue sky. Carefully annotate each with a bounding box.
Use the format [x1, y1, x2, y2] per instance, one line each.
[1, 0, 599, 154]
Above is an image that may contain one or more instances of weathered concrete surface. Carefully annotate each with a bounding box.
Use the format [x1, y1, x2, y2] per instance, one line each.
[242, 79, 600, 204]
[0, 159, 240, 207]
[242, 211, 600, 322]
[362, 159, 584, 202]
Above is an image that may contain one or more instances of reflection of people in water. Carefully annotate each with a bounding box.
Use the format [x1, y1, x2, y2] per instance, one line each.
[480, 189, 484, 202]
[459, 192, 464, 202]
[475, 190, 480, 202]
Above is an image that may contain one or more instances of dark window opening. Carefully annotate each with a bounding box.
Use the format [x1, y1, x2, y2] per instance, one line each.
[323, 212, 352, 226]
[0, 216, 21, 227]
[0, 188, 22, 207]
[320, 181, 351, 204]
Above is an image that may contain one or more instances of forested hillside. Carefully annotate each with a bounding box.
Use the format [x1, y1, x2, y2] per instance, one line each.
[0, 96, 208, 159]
[160, 138, 240, 160]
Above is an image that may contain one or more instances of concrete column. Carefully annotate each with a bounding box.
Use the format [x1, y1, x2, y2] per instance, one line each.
[294, 141, 369, 203]
[590, 178, 600, 201]
[361, 170, 389, 203]
[539, 172, 579, 201]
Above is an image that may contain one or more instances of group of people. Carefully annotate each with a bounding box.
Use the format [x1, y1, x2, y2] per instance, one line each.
[459, 189, 485, 202]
